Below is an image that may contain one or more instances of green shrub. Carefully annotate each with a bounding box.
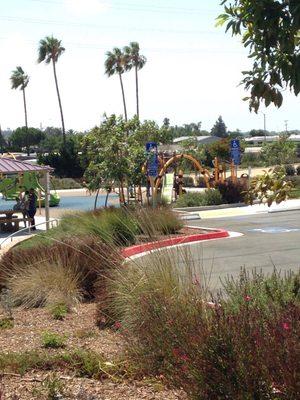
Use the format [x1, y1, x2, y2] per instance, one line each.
[182, 176, 195, 187]
[50, 303, 68, 320]
[285, 164, 296, 176]
[0, 317, 14, 329]
[216, 180, 247, 203]
[50, 177, 82, 190]
[175, 189, 223, 207]
[43, 373, 65, 399]
[221, 268, 300, 314]
[240, 152, 264, 167]
[0, 350, 124, 379]
[108, 250, 300, 399]
[41, 331, 66, 349]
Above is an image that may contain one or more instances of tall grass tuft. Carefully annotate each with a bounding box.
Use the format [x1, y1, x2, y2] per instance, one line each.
[6, 259, 83, 308]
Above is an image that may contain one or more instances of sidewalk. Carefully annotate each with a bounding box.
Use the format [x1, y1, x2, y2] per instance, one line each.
[178, 199, 300, 220]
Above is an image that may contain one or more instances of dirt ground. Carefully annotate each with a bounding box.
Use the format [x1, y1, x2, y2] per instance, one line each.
[0, 303, 187, 400]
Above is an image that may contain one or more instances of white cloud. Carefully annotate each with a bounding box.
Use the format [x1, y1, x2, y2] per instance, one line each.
[64, 0, 110, 16]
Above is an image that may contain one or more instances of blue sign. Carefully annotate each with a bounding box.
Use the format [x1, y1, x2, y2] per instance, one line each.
[146, 142, 158, 177]
[230, 139, 241, 165]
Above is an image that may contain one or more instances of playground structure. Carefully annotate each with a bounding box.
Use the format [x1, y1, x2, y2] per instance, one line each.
[0, 152, 59, 207]
[0, 171, 60, 207]
[143, 153, 242, 205]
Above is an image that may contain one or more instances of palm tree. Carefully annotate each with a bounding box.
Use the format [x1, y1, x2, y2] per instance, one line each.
[10, 66, 29, 128]
[105, 48, 128, 121]
[38, 36, 66, 145]
[124, 42, 146, 119]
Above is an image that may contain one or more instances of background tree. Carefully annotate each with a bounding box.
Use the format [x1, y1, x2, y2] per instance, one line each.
[249, 129, 270, 137]
[124, 42, 147, 119]
[10, 66, 29, 129]
[211, 116, 228, 138]
[10, 127, 45, 156]
[38, 36, 66, 145]
[217, 0, 300, 111]
[261, 135, 297, 165]
[105, 48, 128, 121]
[84, 115, 171, 204]
[38, 136, 85, 178]
[0, 126, 7, 154]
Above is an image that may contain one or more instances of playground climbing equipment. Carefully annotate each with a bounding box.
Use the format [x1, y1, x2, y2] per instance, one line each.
[0, 171, 60, 206]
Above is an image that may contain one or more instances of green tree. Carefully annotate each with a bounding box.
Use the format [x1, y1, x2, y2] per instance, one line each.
[10, 66, 29, 128]
[84, 115, 132, 204]
[261, 135, 296, 165]
[217, 0, 300, 111]
[10, 127, 45, 155]
[249, 129, 269, 137]
[211, 116, 228, 138]
[105, 48, 128, 121]
[38, 36, 66, 145]
[84, 115, 169, 204]
[0, 126, 7, 154]
[245, 168, 294, 207]
[38, 136, 85, 178]
[124, 42, 147, 119]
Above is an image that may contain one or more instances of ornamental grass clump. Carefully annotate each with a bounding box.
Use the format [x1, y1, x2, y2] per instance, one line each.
[6, 259, 83, 309]
[108, 250, 300, 399]
[1, 235, 121, 307]
[134, 207, 184, 237]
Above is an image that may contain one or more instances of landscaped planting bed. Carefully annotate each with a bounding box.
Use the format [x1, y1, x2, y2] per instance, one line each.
[1, 206, 298, 399]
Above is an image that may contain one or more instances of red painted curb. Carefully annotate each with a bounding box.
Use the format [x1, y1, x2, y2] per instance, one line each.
[121, 228, 229, 258]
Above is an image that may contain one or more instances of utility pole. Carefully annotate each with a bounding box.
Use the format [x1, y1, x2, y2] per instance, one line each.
[260, 112, 266, 141]
[284, 120, 288, 134]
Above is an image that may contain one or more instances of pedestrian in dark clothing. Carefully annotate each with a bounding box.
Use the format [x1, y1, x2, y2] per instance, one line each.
[28, 188, 37, 230]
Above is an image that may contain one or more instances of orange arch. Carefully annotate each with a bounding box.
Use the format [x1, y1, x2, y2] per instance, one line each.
[155, 154, 211, 190]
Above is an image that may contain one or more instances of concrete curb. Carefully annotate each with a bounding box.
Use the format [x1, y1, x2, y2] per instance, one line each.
[268, 207, 300, 214]
[173, 203, 248, 212]
[121, 228, 229, 258]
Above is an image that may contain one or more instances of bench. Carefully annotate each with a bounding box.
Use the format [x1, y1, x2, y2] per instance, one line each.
[0, 217, 33, 232]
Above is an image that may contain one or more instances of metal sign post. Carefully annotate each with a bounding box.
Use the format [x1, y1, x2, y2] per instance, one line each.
[230, 140, 241, 181]
[146, 142, 158, 208]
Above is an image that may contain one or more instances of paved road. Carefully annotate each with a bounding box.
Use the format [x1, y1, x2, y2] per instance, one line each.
[187, 210, 300, 291]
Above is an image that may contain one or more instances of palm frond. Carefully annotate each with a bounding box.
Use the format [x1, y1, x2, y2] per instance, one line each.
[10, 66, 29, 90]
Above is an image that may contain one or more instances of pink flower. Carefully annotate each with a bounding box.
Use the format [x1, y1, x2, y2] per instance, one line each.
[282, 322, 290, 331]
[192, 275, 200, 285]
[272, 384, 283, 394]
[114, 321, 122, 330]
[244, 295, 252, 302]
[181, 364, 188, 372]
[172, 348, 181, 358]
[180, 354, 189, 362]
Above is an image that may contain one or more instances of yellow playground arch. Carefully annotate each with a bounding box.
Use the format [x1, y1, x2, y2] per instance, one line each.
[154, 153, 211, 191]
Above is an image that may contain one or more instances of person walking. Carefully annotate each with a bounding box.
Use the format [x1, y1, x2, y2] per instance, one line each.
[28, 188, 37, 230]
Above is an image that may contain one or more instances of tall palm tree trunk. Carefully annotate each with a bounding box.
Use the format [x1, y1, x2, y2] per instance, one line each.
[52, 59, 66, 146]
[118, 72, 127, 122]
[135, 66, 139, 119]
[22, 88, 28, 129]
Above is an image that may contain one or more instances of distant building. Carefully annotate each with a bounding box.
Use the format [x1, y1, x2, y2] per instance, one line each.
[173, 136, 222, 145]
[245, 135, 300, 145]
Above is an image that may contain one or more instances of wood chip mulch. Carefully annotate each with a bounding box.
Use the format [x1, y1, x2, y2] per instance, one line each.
[0, 303, 188, 400]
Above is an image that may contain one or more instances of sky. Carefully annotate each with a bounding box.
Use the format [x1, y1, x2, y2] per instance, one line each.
[0, 0, 299, 133]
